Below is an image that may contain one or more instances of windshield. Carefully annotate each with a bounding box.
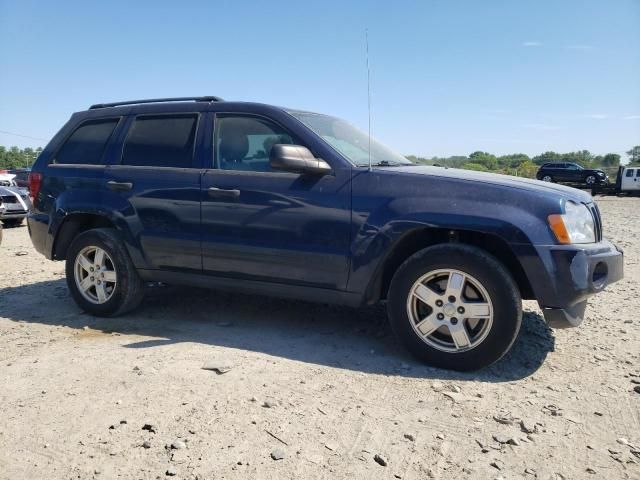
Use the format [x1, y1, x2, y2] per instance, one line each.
[289, 111, 412, 167]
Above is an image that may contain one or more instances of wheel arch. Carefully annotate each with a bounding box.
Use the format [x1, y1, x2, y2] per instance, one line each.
[366, 227, 534, 304]
[52, 213, 118, 260]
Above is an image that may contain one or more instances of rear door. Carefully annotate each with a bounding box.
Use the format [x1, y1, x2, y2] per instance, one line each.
[200, 112, 352, 289]
[104, 112, 204, 271]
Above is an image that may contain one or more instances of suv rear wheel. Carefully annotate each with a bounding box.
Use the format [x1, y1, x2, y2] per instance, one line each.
[66, 228, 144, 317]
[387, 244, 522, 371]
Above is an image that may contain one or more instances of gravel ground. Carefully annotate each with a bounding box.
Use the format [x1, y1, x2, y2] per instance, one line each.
[0, 196, 638, 480]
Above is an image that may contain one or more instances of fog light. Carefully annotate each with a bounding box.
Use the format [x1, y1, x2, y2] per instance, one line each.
[592, 262, 608, 288]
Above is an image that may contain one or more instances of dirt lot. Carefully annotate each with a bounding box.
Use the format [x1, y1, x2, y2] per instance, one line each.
[0, 196, 638, 480]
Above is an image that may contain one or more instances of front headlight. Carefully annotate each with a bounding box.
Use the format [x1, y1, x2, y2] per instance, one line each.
[548, 201, 596, 244]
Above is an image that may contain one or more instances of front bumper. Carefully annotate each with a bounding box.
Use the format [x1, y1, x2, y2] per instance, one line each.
[0, 208, 28, 220]
[535, 239, 623, 328]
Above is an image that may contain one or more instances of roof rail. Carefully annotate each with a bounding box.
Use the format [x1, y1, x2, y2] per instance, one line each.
[88, 96, 224, 110]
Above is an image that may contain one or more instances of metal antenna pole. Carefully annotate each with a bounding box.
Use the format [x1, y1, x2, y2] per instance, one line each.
[366, 29, 372, 171]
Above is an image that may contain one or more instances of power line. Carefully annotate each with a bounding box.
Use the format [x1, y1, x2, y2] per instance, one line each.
[0, 130, 47, 141]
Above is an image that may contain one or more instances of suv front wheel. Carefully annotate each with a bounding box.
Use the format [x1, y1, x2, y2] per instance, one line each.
[387, 244, 522, 371]
[66, 228, 145, 317]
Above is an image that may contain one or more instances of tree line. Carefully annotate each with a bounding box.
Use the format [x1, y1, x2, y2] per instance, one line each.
[1, 144, 639, 177]
[407, 146, 640, 178]
[0, 146, 43, 170]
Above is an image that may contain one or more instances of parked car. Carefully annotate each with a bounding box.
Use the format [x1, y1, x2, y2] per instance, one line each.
[27, 97, 624, 371]
[0, 183, 31, 227]
[0, 172, 17, 187]
[8, 168, 31, 188]
[536, 162, 608, 186]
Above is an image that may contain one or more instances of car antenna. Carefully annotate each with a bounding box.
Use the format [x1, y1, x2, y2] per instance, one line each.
[366, 29, 372, 171]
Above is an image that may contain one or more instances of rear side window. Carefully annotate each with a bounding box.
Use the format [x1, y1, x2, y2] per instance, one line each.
[636, 169, 640, 177]
[55, 119, 119, 165]
[626, 169, 635, 177]
[121, 114, 198, 168]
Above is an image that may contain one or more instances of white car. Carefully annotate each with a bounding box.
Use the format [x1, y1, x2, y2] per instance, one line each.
[620, 166, 640, 193]
[0, 174, 31, 227]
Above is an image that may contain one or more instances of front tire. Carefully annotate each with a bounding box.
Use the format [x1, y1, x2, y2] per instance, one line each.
[65, 228, 144, 317]
[387, 244, 522, 371]
[541, 175, 553, 182]
[585, 175, 596, 185]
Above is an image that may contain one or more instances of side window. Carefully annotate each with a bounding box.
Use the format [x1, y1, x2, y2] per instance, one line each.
[55, 119, 119, 165]
[636, 169, 640, 177]
[626, 169, 635, 177]
[122, 114, 198, 168]
[214, 115, 298, 172]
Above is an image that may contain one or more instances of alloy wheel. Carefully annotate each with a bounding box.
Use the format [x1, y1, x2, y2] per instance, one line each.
[74, 246, 117, 304]
[406, 269, 494, 353]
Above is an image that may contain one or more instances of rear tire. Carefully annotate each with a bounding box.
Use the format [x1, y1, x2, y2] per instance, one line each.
[65, 228, 144, 317]
[387, 244, 522, 371]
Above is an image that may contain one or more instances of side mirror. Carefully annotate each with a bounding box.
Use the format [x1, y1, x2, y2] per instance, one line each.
[270, 144, 331, 175]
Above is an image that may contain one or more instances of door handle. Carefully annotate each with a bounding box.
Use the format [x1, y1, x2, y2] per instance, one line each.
[107, 180, 134, 191]
[208, 187, 241, 198]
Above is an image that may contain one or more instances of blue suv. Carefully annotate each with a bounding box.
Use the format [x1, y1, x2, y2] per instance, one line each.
[27, 97, 623, 370]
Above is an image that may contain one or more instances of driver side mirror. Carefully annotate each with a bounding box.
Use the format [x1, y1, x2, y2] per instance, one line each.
[270, 144, 331, 175]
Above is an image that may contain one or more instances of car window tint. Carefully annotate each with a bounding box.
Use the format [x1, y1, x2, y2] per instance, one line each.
[55, 119, 119, 165]
[122, 115, 197, 168]
[214, 115, 297, 172]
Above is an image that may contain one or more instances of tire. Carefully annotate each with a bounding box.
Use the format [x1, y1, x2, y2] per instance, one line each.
[387, 244, 522, 371]
[2, 218, 24, 227]
[65, 228, 145, 317]
[585, 175, 596, 185]
[541, 175, 553, 182]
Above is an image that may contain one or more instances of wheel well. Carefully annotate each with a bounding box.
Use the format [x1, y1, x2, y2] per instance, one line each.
[52, 214, 116, 260]
[371, 228, 535, 303]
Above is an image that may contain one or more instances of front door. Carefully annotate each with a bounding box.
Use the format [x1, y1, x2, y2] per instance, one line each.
[200, 113, 352, 290]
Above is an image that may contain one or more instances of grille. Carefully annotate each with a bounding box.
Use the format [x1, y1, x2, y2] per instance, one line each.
[589, 203, 603, 242]
[1, 195, 18, 204]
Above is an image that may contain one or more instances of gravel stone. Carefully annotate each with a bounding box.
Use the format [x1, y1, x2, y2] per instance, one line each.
[374, 454, 388, 466]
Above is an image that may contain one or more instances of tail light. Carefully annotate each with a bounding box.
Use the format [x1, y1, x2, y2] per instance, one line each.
[29, 172, 43, 203]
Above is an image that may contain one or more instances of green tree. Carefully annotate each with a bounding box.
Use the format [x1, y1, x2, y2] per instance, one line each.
[469, 151, 498, 170]
[601, 153, 620, 167]
[461, 162, 489, 172]
[627, 146, 640, 164]
[498, 153, 531, 169]
[532, 151, 561, 165]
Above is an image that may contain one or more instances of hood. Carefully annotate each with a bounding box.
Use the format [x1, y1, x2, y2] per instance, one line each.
[0, 186, 29, 197]
[378, 165, 593, 203]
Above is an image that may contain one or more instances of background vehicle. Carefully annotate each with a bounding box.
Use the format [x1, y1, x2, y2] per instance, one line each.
[592, 165, 640, 196]
[619, 166, 640, 193]
[8, 169, 31, 188]
[0, 184, 30, 227]
[0, 173, 17, 187]
[536, 162, 608, 186]
[27, 97, 623, 371]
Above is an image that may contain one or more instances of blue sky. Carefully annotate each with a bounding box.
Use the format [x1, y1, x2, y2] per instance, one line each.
[1, 0, 639, 158]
